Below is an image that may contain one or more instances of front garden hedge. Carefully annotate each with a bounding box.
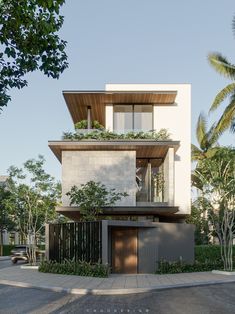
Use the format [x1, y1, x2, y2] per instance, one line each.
[39, 259, 110, 278]
[156, 245, 235, 274]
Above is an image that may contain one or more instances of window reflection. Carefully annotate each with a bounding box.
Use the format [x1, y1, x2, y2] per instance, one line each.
[134, 105, 152, 131]
[113, 104, 153, 132]
[136, 159, 164, 203]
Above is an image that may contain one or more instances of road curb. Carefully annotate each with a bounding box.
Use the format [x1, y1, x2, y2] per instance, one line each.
[0, 278, 235, 295]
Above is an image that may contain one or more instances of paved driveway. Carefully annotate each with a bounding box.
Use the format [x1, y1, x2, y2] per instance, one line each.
[1, 283, 235, 314]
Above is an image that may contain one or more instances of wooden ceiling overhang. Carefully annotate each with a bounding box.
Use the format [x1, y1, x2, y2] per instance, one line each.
[63, 91, 177, 125]
[48, 140, 180, 163]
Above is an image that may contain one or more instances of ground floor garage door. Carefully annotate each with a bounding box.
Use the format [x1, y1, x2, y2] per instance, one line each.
[111, 227, 138, 274]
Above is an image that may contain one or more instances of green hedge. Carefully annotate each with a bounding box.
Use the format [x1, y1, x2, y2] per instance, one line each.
[39, 260, 110, 278]
[156, 259, 223, 274]
[195, 245, 235, 263]
[0, 244, 45, 256]
[38, 245, 45, 251]
[156, 245, 235, 274]
[1, 245, 14, 256]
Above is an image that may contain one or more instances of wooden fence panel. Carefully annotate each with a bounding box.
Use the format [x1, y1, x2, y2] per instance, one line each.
[48, 221, 102, 263]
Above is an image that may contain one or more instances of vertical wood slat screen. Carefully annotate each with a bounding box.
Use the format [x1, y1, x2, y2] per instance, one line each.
[48, 221, 102, 263]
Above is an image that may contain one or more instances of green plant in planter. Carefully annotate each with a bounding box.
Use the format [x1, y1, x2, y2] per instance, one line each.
[92, 120, 104, 130]
[62, 128, 171, 141]
[74, 120, 105, 130]
[74, 120, 88, 129]
[152, 171, 164, 202]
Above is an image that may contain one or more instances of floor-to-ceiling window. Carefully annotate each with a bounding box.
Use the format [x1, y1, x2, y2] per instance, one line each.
[113, 104, 153, 133]
[136, 158, 164, 203]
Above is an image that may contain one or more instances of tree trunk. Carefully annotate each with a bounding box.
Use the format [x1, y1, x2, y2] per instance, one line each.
[0, 230, 3, 256]
[219, 210, 234, 271]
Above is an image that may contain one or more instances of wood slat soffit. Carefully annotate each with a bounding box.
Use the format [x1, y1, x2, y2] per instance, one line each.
[48, 141, 180, 162]
[63, 91, 177, 125]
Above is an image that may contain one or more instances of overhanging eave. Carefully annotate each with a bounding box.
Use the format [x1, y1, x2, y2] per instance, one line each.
[48, 140, 180, 162]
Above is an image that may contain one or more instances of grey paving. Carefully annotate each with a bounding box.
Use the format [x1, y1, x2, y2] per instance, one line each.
[1, 264, 235, 295]
[1, 283, 235, 314]
[0, 259, 24, 270]
[0, 256, 10, 261]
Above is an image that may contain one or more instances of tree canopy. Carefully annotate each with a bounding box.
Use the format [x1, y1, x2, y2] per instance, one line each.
[192, 147, 235, 270]
[191, 113, 219, 162]
[0, 0, 68, 109]
[7, 155, 61, 248]
[67, 181, 128, 221]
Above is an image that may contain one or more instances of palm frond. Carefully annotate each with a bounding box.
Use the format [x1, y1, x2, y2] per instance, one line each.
[204, 147, 220, 159]
[191, 172, 203, 190]
[191, 144, 203, 161]
[210, 82, 235, 112]
[214, 94, 235, 135]
[207, 123, 220, 146]
[232, 15, 235, 38]
[196, 113, 207, 148]
[230, 118, 235, 133]
[208, 53, 235, 79]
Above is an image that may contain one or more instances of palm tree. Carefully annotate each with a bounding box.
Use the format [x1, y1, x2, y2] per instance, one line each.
[207, 16, 235, 134]
[192, 113, 219, 162]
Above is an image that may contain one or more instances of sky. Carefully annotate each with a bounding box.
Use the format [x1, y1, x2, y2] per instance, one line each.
[0, 0, 235, 181]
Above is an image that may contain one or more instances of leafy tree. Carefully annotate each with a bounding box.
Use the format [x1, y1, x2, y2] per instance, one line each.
[193, 147, 235, 271]
[0, 184, 15, 256]
[186, 201, 211, 245]
[67, 181, 128, 221]
[0, 0, 68, 109]
[191, 113, 219, 162]
[7, 155, 61, 264]
[207, 15, 235, 134]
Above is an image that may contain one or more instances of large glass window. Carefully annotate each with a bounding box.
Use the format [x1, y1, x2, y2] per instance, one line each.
[134, 105, 153, 131]
[113, 104, 153, 132]
[113, 105, 133, 133]
[136, 158, 164, 203]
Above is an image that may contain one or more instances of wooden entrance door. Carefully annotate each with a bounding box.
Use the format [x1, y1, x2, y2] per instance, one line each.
[111, 228, 138, 274]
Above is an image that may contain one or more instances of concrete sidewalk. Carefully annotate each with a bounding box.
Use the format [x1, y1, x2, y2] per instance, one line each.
[0, 265, 235, 295]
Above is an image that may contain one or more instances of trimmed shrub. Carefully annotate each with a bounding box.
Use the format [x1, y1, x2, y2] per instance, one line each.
[39, 259, 110, 278]
[156, 245, 235, 274]
[156, 259, 223, 274]
[195, 245, 235, 263]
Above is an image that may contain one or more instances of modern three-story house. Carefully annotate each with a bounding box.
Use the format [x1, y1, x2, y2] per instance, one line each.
[48, 84, 194, 274]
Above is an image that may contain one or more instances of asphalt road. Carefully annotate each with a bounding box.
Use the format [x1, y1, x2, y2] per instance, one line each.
[0, 283, 235, 314]
[0, 259, 26, 269]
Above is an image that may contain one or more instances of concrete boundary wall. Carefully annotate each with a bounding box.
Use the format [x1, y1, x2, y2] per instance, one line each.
[102, 220, 195, 274]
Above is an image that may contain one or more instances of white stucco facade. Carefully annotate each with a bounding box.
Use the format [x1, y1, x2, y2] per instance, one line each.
[105, 84, 191, 214]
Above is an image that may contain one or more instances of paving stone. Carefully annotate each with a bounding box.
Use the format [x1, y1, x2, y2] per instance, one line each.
[1, 266, 235, 294]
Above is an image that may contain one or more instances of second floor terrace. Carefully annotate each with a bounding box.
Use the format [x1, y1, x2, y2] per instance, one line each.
[48, 85, 191, 216]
